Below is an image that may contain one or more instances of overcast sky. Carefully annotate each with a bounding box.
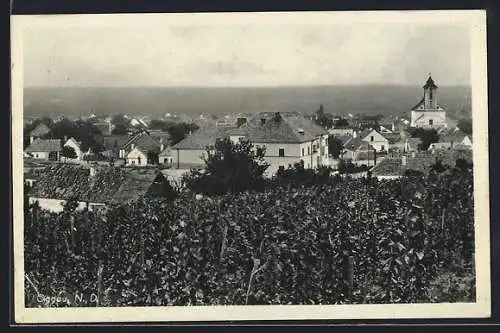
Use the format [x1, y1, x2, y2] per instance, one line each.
[21, 14, 472, 87]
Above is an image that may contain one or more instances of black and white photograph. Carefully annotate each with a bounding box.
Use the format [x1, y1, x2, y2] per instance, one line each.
[11, 10, 490, 322]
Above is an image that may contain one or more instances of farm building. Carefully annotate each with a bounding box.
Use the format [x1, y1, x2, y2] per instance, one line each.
[27, 164, 174, 213]
[24, 139, 62, 161]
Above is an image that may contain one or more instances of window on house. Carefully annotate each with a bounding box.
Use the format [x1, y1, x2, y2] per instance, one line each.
[370, 136, 374, 142]
[132, 160, 135, 165]
[307, 147, 310, 155]
[302, 148, 304, 156]
[279, 148, 285, 157]
[429, 119, 434, 126]
[381, 145, 385, 151]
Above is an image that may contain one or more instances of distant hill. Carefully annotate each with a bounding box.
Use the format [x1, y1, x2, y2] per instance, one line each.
[23, 85, 472, 121]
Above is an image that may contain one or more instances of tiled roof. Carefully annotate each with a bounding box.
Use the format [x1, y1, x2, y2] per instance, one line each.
[29, 123, 51, 137]
[371, 150, 473, 177]
[123, 132, 162, 153]
[172, 125, 229, 150]
[29, 163, 167, 203]
[25, 139, 61, 152]
[102, 135, 131, 151]
[230, 113, 326, 144]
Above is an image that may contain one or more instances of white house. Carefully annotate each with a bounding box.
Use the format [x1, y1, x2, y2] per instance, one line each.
[359, 129, 389, 152]
[410, 75, 447, 129]
[63, 137, 84, 161]
[228, 113, 328, 175]
[126, 147, 149, 166]
[24, 139, 61, 161]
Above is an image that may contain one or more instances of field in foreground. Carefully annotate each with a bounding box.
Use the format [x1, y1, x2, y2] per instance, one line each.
[24, 170, 474, 307]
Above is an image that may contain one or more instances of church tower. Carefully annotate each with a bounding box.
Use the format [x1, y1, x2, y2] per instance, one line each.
[409, 74, 446, 129]
[423, 75, 438, 109]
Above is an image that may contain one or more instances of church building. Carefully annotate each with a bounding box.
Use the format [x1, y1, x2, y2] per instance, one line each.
[410, 74, 447, 129]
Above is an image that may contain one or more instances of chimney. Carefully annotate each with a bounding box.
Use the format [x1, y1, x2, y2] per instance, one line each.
[160, 143, 164, 152]
[64, 135, 68, 143]
[131, 143, 135, 150]
[402, 155, 407, 166]
[411, 151, 416, 158]
[353, 131, 357, 138]
[30, 136, 34, 144]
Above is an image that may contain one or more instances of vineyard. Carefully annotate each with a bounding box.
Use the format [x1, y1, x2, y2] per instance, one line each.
[24, 168, 475, 307]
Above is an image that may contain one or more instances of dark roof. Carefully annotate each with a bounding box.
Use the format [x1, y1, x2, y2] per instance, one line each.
[102, 135, 131, 151]
[172, 125, 229, 150]
[371, 150, 473, 177]
[25, 139, 61, 152]
[382, 132, 402, 144]
[230, 113, 326, 144]
[29, 163, 167, 204]
[123, 132, 162, 153]
[29, 123, 51, 137]
[410, 97, 425, 111]
[423, 75, 438, 89]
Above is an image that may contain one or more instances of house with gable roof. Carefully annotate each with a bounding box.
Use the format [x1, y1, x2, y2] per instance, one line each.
[24, 139, 62, 161]
[120, 131, 163, 166]
[171, 125, 229, 169]
[63, 137, 84, 161]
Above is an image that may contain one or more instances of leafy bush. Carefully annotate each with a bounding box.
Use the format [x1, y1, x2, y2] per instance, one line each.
[24, 170, 474, 307]
[182, 138, 269, 195]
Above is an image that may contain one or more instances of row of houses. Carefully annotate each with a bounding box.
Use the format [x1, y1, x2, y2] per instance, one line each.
[335, 126, 472, 166]
[170, 112, 329, 176]
[24, 124, 173, 167]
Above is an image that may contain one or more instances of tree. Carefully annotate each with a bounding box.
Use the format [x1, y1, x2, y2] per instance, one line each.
[407, 127, 439, 150]
[167, 122, 199, 145]
[182, 138, 269, 195]
[328, 136, 344, 159]
[43, 119, 104, 153]
[333, 118, 349, 128]
[149, 119, 169, 131]
[61, 146, 77, 160]
[457, 119, 473, 135]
